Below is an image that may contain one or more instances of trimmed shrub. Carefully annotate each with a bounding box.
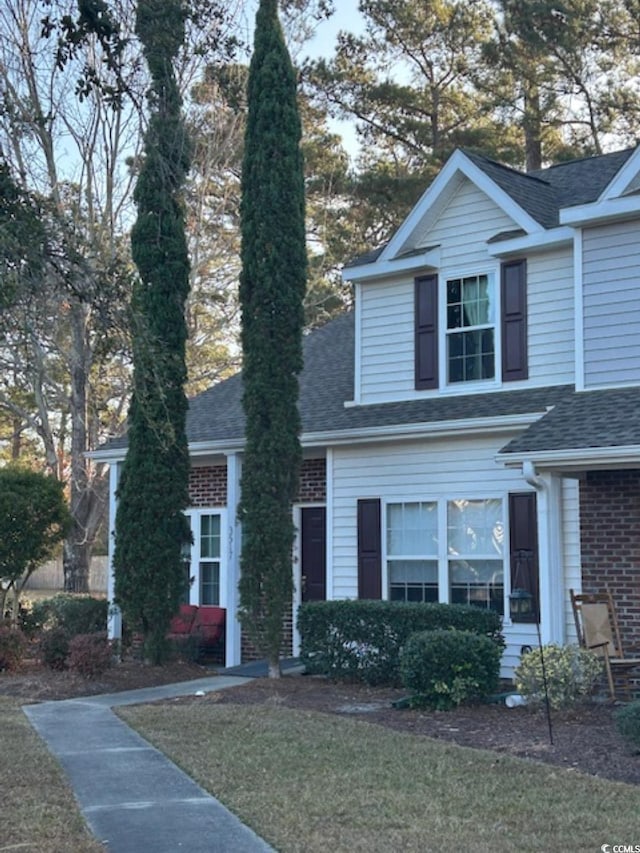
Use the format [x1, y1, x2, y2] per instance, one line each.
[39, 627, 70, 671]
[67, 632, 112, 678]
[29, 594, 108, 637]
[298, 600, 504, 686]
[400, 628, 502, 709]
[514, 644, 603, 709]
[615, 700, 640, 750]
[0, 626, 28, 671]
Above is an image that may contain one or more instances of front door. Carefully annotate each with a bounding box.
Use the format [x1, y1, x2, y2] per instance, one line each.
[301, 506, 326, 602]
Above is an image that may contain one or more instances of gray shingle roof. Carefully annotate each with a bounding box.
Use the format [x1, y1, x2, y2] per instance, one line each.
[467, 147, 636, 229]
[186, 313, 578, 441]
[348, 148, 638, 269]
[103, 313, 575, 453]
[500, 387, 640, 455]
[105, 312, 640, 458]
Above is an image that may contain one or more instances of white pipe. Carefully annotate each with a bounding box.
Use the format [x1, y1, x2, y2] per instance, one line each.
[522, 460, 544, 490]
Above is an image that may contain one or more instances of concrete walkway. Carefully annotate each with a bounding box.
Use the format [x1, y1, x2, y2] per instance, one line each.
[24, 675, 275, 853]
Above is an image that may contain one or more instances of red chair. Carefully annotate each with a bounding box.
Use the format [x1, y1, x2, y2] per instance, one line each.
[168, 604, 198, 638]
[193, 606, 226, 651]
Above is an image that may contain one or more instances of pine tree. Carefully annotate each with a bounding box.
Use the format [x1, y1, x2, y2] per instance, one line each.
[113, 0, 192, 664]
[238, 0, 307, 678]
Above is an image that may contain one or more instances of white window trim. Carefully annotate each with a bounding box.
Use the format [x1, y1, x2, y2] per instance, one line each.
[438, 264, 502, 392]
[184, 508, 227, 609]
[383, 494, 509, 614]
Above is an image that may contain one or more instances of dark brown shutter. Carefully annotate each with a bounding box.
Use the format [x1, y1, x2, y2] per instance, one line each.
[357, 498, 382, 599]
[509, 492, 539, 618]
[501, 259, 528, 382]
[415, 275, 438, 389]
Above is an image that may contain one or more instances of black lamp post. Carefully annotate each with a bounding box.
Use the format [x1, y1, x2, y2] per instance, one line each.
[508, 552, 553, 746]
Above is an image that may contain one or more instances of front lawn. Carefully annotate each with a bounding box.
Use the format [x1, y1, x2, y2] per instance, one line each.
[120, 701, 640, 852]
[0, 697, 104, 853]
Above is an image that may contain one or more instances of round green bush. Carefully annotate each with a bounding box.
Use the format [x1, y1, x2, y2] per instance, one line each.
[0, 626, 28, 672]
[399, 628, 502, 710]
[614, 700, 640, 750]
[30, 595, 108, 637]
[514, 644, 602, 709]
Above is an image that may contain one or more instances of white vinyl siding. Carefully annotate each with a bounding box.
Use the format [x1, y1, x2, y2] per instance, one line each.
[424, 179, 517, 270]
[582, 220, 640, 388]
[526, 248, 574, 385]
[359, 277, 414, 402]
[331, 434, 523, 601]
[329, 434, 582, 676]
[358, 180, 574, 403]
[358, 181, 516, 404]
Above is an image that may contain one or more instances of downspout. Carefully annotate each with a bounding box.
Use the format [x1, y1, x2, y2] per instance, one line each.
[522, 460, 544, 491]
[521, 460, 562, 645]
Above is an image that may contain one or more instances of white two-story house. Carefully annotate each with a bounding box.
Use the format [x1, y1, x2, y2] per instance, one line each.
[96, 145, 640, 674]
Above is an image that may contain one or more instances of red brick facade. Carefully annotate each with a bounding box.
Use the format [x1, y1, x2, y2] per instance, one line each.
[188, 458, 326, 509]
[579, 470, 640, 647]
[240, 605, 294, 663]
[296, 458, 326, 502]
[188, 465, 227, 507]
[188, 458, 325, 663]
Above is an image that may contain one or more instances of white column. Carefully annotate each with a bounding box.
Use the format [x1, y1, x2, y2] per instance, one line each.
[537, 472, 565, 645]
[225, 452, 242, 667]
[106, 462, 121, 643]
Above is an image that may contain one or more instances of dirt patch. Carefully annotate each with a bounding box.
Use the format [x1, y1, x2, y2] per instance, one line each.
[2, 661, 638, 786]
[0, 658, 210, 702]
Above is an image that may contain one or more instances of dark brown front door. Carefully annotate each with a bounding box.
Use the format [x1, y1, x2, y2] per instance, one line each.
[301, 506, 326, 602]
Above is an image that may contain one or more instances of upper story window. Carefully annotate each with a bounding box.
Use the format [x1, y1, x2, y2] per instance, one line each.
[415, 259, 527, 391]
[446, 274, 495, 383]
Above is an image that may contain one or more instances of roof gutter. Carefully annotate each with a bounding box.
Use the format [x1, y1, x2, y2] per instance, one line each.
[497, 445, 640, 471]
[487, 226, 573, 258]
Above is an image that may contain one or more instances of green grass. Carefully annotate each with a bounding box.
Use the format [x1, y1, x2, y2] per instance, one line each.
[120, 701, 640, 853]
[0, 697, 104, 853]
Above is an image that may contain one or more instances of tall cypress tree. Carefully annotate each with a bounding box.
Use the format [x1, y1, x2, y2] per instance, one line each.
[113, 0, 191, 664]
[238, 0, 307, 678]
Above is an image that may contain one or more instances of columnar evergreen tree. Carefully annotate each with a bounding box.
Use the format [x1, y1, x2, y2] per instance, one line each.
[113, 0, 192, 664]
[238, 0, 307, 678]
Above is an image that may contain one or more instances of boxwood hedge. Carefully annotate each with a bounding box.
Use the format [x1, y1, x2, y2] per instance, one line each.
[297, 600, 504, 686]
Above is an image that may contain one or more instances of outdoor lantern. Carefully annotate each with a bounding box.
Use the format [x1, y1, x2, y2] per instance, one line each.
[509, 587, 534, 623]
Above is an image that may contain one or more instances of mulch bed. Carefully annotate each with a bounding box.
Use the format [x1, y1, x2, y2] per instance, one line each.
[2, 660, 638, 786]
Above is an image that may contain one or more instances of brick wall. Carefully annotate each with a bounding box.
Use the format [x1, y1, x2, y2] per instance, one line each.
[240, 604, 294, 663]
[580, 469, 640, 646]
[189, 458, 326, 507]
[296, 457, 326, 502]
[189, 457, 325, 662]
[189, 465, 227, 507]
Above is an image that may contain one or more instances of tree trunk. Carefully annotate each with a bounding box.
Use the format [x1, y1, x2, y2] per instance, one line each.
[63, 537, 92, 593]
[268, 656, 282, 678]
[63, 300, 92, 594]
[523, 85, 543, 171]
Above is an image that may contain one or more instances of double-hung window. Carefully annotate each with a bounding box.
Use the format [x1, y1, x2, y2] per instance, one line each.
[387, 502, 438, 602]
[447, 498, 504, 614]
[446, 273, 495, 384]
[385, 497, 504, 613]
[199, 513, 221, 605]
[183, 510, 223, 607]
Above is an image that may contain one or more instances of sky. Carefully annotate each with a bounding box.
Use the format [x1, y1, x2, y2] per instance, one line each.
[243, 1, 365, 160]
